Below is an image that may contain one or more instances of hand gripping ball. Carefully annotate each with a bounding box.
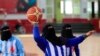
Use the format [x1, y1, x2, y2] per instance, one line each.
[26, 6, 42, 22]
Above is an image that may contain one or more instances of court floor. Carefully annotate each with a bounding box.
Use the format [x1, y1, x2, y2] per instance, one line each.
[13, 33, 100, 56]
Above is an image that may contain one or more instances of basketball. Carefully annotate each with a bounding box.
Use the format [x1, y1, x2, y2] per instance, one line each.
[26, 6, 42, 22]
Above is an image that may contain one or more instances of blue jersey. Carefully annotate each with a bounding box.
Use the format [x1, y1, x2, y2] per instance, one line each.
[67, 37, 80, 56]
[0, 35, 24, 56]
[69, 44, 80, 56]
[74, 45, 80, 56]
[33, 24, 85, 56]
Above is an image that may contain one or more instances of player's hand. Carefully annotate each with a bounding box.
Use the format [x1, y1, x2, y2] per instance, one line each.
[86, 30, 95, 37]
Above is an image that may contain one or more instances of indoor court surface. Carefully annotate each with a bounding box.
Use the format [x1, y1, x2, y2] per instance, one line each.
[16, 33, 100, 56]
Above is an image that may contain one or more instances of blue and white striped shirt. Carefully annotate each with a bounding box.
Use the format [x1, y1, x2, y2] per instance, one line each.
[0, 36, 24, 56]
[33, 25, 85, 56]
[45, 41, 70, 56]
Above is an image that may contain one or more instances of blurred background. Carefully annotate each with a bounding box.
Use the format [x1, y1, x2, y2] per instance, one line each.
[0, 0, 100, 33]
[0, 0, 100, 56]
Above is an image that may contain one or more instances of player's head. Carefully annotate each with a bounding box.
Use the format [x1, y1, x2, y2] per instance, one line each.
[61, 24, 73, 38]
[42, 24, 66, 45]
[42, 24, 56, 38]
[42, 23, 58, 43]
[0, 25, 12, 41]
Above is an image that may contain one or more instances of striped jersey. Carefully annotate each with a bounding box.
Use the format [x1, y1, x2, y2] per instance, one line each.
[33, 24, 85, 56]
[45, 41, 70, 56]
[0, 36, 24, 56]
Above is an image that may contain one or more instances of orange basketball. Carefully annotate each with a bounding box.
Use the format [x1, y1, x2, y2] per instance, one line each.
[26, 6, 42, 22]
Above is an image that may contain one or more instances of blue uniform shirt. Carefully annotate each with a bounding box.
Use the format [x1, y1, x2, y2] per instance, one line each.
[0, 35, 24, 56]
[33, 24, 86, 56]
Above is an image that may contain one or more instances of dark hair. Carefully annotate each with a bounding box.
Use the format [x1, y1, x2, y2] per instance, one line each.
[0, 25, 12, 41]
[61, 24, 74, 38]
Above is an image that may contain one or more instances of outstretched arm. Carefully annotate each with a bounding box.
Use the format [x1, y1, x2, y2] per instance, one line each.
[29, 21, 48, 52]
[33, 22, 41, 38]
[66, 30, 95, 46]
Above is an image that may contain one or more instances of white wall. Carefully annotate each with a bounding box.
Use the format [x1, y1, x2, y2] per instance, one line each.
[0, 14, 27, 20]
[37, 0, 55, 19]
[37, 0, 47, 19]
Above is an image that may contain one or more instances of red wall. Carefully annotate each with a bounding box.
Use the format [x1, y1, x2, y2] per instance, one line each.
[63, 18, 88, 23]
[0, 18, 100, 33]
[0, 19, 46, 33]
[90, 19, 100, 32]
[0, 0, 18, 13]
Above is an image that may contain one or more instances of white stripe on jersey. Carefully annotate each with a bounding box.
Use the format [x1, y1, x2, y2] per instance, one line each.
[47, 41, 70, 56]
[2, 41, 6, 56]
[48, 42, 56, 56]
[1, 40, 17, 56]
[56, 46, 62, 56]
[2, 41, 5, 53]
[12, 40, 17, 56]
[62, 46, 66, 56]
[67, 48, 70, 56]
[7, 41, 11, 56]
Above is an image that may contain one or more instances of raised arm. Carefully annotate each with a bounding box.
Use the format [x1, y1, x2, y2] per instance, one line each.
[30, 21, 48, 52]
[66, 30, 95, 46]
[33, 23, 41, 39]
